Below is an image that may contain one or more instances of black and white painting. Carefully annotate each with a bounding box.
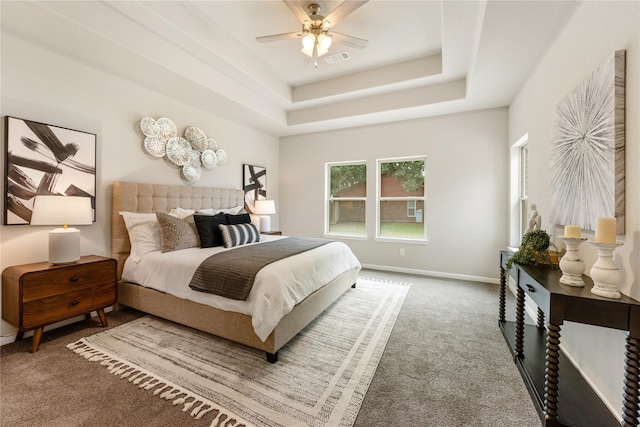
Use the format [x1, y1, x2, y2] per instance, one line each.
[549, 50, 625, 234]
[4, 117, 96, 225]
[243, 164, 266, 214]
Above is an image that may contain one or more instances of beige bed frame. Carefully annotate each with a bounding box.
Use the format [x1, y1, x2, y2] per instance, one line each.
[112, 181, 358, 362]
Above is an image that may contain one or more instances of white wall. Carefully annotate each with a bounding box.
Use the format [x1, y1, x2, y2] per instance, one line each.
[0, 34, 279, 340]
[509, 1, 639, 419]
[280, 108, 509, 281]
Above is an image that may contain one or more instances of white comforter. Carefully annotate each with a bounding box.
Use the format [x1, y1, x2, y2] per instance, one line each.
[121, 235, 361, 341]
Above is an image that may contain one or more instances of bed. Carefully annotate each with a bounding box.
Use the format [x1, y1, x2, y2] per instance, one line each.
[112, 181, 361, 362]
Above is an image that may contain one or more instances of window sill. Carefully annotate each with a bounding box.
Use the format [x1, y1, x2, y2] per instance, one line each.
[374, 237, 429, 245]
[323, 233, 368, 241]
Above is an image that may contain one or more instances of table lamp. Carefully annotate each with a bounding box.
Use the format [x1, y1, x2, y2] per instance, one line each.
[30, 195, 93, 264]
[253, 200, 276, 232]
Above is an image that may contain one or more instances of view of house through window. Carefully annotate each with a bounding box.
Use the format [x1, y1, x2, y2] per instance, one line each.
[326, 162, 366, 236]
[378, 157, 426, 240]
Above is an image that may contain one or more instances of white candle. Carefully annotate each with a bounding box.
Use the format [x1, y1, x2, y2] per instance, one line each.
[595, 217, 617, 243]
[564, 225, 581, 238]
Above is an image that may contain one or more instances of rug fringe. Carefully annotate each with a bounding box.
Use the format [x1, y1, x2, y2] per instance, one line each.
[66, 340, 253, 427]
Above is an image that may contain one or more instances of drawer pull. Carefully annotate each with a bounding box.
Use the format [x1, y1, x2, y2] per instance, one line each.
[69, 276, 80, 282]
[70, 300, 80, 306]
[526, 285, 536, 293]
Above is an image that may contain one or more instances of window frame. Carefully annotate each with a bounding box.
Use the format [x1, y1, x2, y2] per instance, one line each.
[519, 142, 529, 240]
[375, 155, 427, 244]
[324, 160, 368, 240]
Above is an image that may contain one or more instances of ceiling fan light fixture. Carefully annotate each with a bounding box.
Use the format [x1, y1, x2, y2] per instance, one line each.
[318, 33, 332, 50]
[302, 34, 315, 50]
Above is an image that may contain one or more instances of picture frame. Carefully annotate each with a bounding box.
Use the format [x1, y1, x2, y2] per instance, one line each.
[243, 164, 266, 214]
[4, 116, 96, 225]
[549, 50, 625, 234]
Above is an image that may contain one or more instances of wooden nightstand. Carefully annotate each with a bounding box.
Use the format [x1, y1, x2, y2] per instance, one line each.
[2, 255, 117, 352]
[260, 231, 283, 235]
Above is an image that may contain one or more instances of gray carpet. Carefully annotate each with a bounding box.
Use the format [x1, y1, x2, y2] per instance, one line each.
[1, 269, 539, 427]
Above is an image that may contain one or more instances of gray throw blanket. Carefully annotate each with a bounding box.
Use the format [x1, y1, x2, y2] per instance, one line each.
[189, 237, 334, 300]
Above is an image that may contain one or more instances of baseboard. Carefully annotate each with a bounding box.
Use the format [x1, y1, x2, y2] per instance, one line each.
[555, 330, 623, 423]
[0, 307, 114, 347]
[361, 263, 499, 284]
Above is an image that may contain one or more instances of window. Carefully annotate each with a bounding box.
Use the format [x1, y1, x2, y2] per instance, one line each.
[325, 162, 366, 237]
[519, 143, 529, 239]
[377, 156, 426, 241]
[407, 200, 416, 218]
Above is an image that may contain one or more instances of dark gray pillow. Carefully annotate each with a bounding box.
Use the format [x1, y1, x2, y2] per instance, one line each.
[193, 213, 227, 248]
[226, 213, 251, 225]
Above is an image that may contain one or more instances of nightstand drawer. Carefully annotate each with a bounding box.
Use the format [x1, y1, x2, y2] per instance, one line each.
[22, 282, 116, 329]
[22, 261, 115, 302]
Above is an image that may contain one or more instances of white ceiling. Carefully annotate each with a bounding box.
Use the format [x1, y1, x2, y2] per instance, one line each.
[1, 0, 578, 137]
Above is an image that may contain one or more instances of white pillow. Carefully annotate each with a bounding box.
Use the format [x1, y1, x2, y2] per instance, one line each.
[168, 207, 196, 219]
[196, 205, 244, 215]
[119, 212, 161, 264]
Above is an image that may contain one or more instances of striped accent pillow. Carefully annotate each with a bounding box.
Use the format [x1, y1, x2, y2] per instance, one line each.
[218, 223, 261, 248]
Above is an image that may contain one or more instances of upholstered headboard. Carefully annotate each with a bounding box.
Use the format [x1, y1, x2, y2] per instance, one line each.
[111, 181, 244, 279]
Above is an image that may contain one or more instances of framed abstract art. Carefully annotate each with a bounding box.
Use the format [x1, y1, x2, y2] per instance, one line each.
[4, 116, 96, 225]
[549, 50, 625, 234]
[243, 164, 266, 214]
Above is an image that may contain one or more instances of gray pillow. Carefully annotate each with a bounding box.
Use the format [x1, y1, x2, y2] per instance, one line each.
[156, 212, 199, 253]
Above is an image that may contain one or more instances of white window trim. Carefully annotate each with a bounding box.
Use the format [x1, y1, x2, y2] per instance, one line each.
[375, 156, 427, 243]
[509, 134, 528, 247]
[324, 160, 367, 238]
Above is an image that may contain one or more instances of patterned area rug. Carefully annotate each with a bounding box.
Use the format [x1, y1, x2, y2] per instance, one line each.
[67, 277, 410, 427]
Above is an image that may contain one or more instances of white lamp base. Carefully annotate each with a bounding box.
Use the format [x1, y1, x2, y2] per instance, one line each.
[49, 227, 81, 265]
[250, 214, 261, 230]
[259, 215, 271, 233]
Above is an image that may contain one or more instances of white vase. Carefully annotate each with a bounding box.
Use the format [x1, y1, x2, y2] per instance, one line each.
[559, 236, 587, 287]
[589, 241, 624, 299]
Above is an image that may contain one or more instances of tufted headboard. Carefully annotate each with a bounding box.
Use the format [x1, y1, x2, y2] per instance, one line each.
[111, 181, 245, 279]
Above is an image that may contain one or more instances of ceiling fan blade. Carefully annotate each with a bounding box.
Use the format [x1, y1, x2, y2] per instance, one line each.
[282, 0, 311, 23]
[256, 32, 302, 43]
[324, 0, 369, 26]
[330, 32, 369, 49]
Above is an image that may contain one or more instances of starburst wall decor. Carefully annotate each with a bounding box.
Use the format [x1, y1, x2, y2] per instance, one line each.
[549, 50, 625, 234]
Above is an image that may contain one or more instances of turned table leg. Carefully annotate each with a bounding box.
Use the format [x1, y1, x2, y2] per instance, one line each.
[544, 322, 562, 426]
[499, 267, 506, 324]
[515, 286, 525, 360]
[537, 307, 546, 329]
[622, 334, 639, 426]
[15, 331, 24, 342]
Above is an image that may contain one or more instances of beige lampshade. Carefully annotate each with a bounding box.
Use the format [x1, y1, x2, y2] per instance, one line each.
[253, 200, 275, 215]
[31, 196, 93, 264]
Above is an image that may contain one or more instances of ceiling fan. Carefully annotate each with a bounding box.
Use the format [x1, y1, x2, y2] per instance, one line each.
[256, 0, 369, 67]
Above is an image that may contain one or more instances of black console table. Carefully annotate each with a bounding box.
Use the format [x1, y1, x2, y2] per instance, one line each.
[499, 251, 640, 427]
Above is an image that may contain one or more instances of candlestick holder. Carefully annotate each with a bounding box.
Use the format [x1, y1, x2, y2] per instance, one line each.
[589, 240, 624, 299]
[558, 236, 587, 286]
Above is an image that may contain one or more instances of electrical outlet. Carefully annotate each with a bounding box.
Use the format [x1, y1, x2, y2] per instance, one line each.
[399, 248, 405, 256]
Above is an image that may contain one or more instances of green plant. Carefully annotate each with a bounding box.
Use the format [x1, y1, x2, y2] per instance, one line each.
[505, 229, 557, 277]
